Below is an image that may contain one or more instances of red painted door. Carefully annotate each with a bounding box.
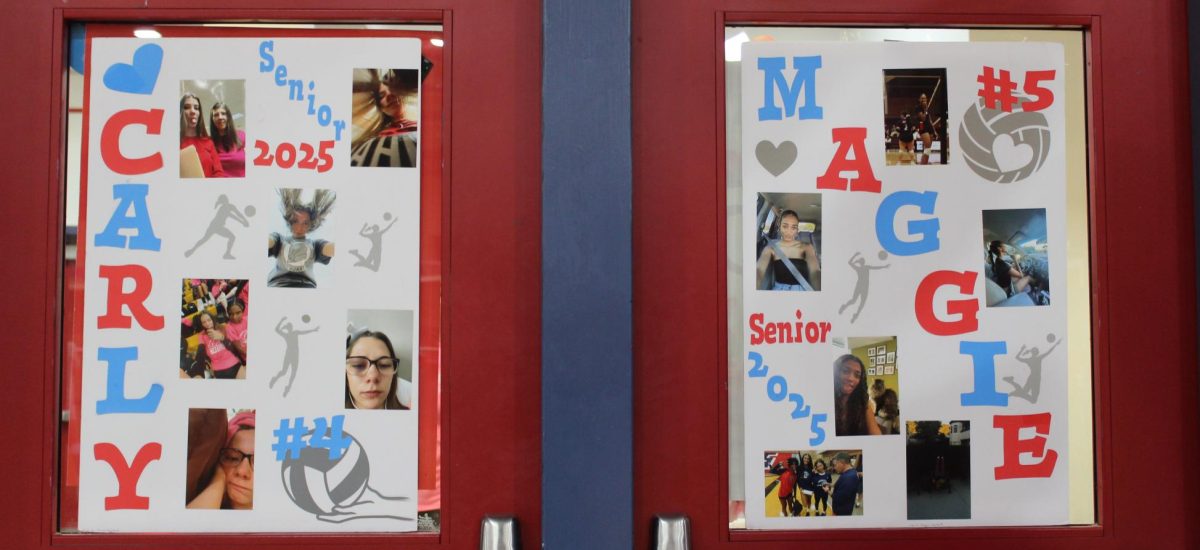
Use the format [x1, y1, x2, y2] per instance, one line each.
[1, 2, 540, 548]
[634, 2, 1198, 548]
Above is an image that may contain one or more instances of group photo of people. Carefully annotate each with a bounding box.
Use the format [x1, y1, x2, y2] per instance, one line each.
[345, 309, 415, 410]
[763, 450, 863, 518]
[180, 80, 247, 178]
[753, 193, 822, 292]
[179, 278, 250, 380]
[882, 68, 948, 166]
[186, 408, 255, 510]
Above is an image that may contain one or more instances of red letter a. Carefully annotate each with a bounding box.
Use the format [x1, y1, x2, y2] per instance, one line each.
[816, 127, 881, 193]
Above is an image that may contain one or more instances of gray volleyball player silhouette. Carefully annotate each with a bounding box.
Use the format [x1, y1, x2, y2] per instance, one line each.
[839, 251, 890, 323]
[1003, 334, 1062, 403]
[184, 194, 253, 259]
[347, 212, 397, 272]
[270, 315, 319, 397]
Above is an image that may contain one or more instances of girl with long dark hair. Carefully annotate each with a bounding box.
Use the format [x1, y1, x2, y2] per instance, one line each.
[209, 101, 245, 177]
[179, 92, 224, 178]
[345, 329, 410, 410]
[833, 354, 882, 436]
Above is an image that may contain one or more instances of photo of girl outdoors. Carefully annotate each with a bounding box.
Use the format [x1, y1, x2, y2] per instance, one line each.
[754, 192, 822, 291]
[179, 80, 246, 178]
[350, 68, 420, 167]
[186, 409, 255, 510]
[179, 278, 250, 380]
[345, 309, 415, 410]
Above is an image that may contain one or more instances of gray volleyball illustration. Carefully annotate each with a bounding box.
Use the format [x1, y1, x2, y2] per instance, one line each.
[958, 95, 1051, 183]
[281, 431, 370, 514]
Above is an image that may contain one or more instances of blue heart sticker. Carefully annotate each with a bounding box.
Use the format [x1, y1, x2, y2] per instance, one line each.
[102, 43, 163, 95]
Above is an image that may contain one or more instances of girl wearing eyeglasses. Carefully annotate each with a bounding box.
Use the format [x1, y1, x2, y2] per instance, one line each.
[345, 330, 410, 410]
[188, 410, 255, 509]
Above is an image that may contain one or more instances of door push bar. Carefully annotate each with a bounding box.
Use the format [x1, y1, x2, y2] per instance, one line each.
[653, 514, 691, 550]
[480, 515, 519, 550]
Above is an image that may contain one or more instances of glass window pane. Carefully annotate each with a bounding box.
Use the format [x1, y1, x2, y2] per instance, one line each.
[59, 22, 444, 534]
[725, 26, 1093, 529]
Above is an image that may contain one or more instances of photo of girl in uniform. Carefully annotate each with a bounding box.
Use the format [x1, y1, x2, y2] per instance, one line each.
[883, 68, 948, 166]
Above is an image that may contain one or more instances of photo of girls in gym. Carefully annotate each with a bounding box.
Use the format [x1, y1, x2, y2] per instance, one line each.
[883, 68, 948, 166]
[764, 450, 863, 517]
[179, 278, 250, 380]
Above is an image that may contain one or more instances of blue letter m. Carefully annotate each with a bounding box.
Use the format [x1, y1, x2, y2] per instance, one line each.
[757, 55, 824, 121]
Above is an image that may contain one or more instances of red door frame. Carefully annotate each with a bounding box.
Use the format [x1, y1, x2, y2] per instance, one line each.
[2, 2, 540, 548]
[634, 2, 1197, 548]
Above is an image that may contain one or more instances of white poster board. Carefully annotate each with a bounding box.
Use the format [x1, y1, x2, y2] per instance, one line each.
[741, 42, 1068, 527]
[78, 36, 423, 532]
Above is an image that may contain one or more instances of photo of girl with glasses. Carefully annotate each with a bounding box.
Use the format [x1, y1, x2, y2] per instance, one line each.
[187, 409, 255, 510]
[345, 309, 415, 411]
[345, 329, 412, 410]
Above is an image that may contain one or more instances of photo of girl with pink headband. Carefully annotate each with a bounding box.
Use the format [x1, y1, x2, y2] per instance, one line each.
[186, 409, 256, 510]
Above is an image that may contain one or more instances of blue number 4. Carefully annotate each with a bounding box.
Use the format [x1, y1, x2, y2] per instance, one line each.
[308, 415, 353, 460]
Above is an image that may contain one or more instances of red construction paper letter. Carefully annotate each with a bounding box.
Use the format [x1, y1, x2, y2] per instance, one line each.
[100, 109, 164, 175]
[816, 127, 881, 193]
[97, 264, 163, 331]
[93, 442, 162, 510]
[915, 270, 979, 336]
[993, 413, 1059, 479]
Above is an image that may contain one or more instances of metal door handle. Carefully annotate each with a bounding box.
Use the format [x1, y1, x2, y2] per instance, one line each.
[653, 514, 690, 550]
[480, 515, 519, 550]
